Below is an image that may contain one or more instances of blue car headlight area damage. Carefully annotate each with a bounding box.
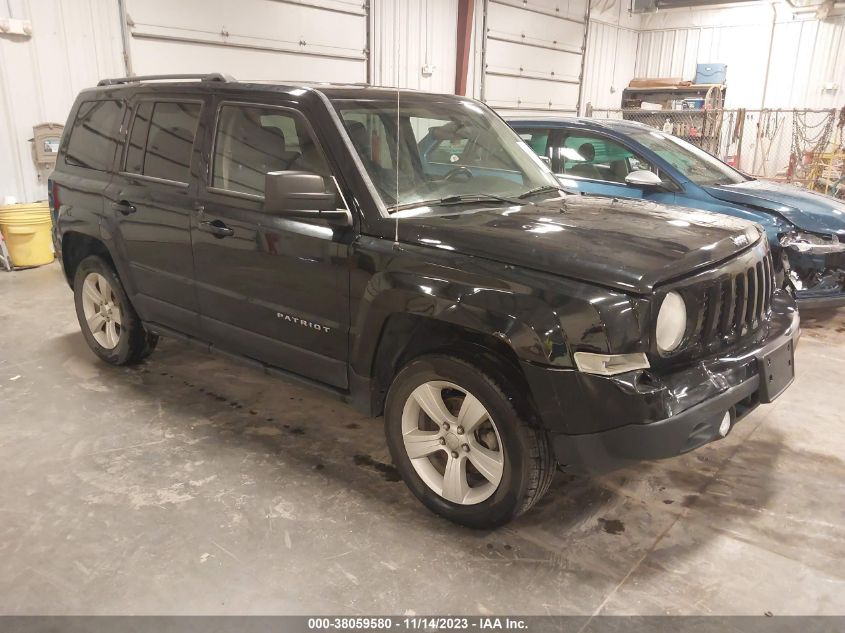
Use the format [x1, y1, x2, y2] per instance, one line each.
[779, 230, 845, 305]
[779, 230, 845, 255]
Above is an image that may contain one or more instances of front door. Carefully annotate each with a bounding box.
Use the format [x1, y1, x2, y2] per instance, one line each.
[191, 99, 352, 389]
[551, 130, 677, 205]
[105, 97, 205, 333]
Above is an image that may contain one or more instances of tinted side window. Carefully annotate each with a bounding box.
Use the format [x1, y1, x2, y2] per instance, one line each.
[125, 102, 153, 174]
[142, 102, 201, 183]
[212, 105, 332, 197]
[65, 100, 125, 171]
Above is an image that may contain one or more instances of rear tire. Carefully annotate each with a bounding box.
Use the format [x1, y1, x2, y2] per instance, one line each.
[73, 255, 158, 365]
[385, 354, 554, 528]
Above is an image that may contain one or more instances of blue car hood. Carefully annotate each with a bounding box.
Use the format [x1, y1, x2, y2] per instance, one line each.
[704, 180, 845, 235]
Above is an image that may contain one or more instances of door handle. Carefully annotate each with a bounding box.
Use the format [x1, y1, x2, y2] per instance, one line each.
[198, 219, 234, 238]
[111, 201, 136, 215]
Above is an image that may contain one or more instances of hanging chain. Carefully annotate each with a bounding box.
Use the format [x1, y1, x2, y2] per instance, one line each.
[790, 110, 836, 183]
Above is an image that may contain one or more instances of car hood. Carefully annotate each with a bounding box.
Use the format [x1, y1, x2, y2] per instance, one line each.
[704, 180, 845, 235]
[397, 195, 759, 294]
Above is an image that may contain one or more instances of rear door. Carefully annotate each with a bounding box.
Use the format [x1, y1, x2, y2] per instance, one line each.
[104, 95, 205, 333]
[190, 98, 352, 389]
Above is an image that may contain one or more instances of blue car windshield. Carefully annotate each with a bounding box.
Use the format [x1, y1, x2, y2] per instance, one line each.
[626, 128, 748, 187]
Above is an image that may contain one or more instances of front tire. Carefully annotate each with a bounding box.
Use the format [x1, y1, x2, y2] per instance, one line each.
[73, 255, 157, 365]
[385, 354, 554, 528]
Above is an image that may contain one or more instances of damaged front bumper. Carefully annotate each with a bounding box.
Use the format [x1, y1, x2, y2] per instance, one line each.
[522, 290, 800, 474]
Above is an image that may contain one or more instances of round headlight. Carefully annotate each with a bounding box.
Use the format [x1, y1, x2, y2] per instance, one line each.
[656, 291, 687, 353]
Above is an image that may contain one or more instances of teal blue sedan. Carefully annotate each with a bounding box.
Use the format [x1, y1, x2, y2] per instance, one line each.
[508, 117, 845, 308]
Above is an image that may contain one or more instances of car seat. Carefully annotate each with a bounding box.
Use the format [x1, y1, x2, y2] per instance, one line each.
[568, 142, 602, 180]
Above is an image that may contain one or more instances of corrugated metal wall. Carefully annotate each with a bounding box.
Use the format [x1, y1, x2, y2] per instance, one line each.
[635, 4, 845, 109]
[370, 0, 458, 94]
[763, 15, 845, 109]
[372, 0, 611, 114]
[0, 0, 124, 204]
[581, 0, 640, 111]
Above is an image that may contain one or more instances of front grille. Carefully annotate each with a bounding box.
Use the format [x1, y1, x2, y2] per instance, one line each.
[695, 250, 775, 351]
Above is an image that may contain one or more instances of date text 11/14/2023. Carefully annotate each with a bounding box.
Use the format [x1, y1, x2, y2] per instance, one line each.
[307, 617, 528, 630]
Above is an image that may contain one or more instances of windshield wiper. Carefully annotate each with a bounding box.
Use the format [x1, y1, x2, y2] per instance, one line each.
[518, 185, 566, 199]
[391, 193, 530, 214]
[438, 193, 526, 206]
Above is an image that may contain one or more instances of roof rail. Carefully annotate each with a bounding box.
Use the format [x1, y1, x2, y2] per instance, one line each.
[97, 73, 235, 87]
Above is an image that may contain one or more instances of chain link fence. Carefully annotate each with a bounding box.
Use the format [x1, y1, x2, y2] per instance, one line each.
[589, 108, 845, 197]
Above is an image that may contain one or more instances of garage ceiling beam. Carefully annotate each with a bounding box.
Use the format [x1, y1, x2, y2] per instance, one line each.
[455, 0, 474, 96]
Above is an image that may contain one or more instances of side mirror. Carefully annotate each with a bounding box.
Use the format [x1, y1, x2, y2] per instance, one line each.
[625, 170, 664, 188]
[263, 171, 350, 225]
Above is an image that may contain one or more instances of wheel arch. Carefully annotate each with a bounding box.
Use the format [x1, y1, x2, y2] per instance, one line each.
[60, 231, 117, 288]
[360, 313, 541, 425]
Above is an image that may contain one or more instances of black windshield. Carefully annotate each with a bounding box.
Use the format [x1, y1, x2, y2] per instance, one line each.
[330, 96, 559, 212]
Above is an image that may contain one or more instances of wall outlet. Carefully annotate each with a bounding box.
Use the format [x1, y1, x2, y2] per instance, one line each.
[0, 18, 33, 37]
[421, 64, 435, 77]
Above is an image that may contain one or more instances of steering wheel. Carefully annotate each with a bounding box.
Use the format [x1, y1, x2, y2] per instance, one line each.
[443, 166, 473, 182]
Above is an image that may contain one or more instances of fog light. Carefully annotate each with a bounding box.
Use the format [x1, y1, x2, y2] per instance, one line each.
[718, 412, 731, 438]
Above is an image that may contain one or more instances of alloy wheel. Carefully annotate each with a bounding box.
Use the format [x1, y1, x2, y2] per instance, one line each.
[401, 380, 504, 505]
[80, 272, 122, 349]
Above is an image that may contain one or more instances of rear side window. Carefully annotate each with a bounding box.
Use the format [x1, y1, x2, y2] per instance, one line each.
[212, 104, 332, 197]
[65, 100, 126, 171]
[124, 100, 201, 183]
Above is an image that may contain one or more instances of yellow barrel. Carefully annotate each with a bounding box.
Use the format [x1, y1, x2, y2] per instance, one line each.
[0, 202, 55, 268]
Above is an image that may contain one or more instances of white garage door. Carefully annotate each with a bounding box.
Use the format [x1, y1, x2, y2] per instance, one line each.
[124, 0, 368, 83]
[482, 0, 589, 115]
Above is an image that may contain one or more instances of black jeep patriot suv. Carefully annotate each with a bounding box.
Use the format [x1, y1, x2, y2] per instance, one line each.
[50, 74, 799, 528]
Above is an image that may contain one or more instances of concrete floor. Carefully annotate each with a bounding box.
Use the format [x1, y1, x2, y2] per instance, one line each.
[1, 262, 844, 616]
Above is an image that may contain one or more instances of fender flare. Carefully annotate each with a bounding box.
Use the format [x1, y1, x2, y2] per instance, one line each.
[349, 268, 568, 380]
